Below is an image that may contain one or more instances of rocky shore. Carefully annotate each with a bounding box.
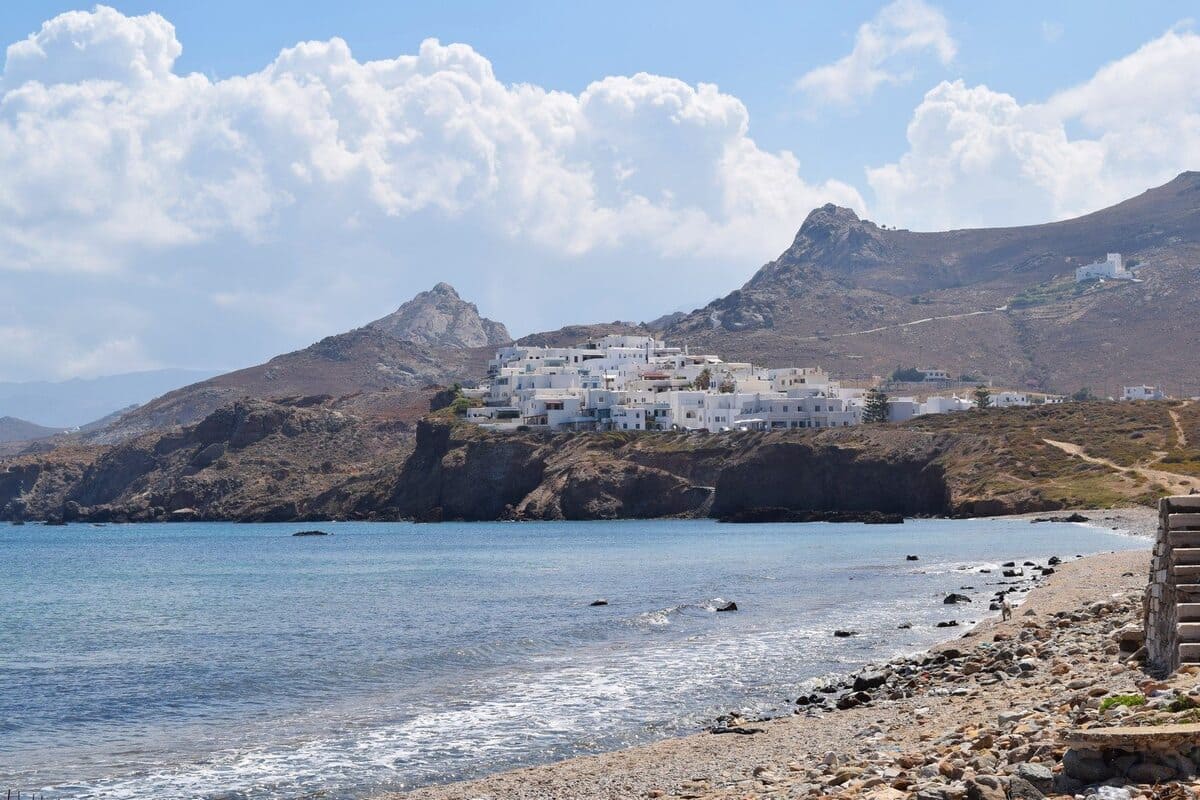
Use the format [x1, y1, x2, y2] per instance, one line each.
[391, 512, 1196, 800]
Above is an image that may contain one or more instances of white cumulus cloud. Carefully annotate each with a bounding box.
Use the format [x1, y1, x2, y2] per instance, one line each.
[867, 28, 1200, 230]
[796, 0, 956, 106]
[0, 5, 864, 381]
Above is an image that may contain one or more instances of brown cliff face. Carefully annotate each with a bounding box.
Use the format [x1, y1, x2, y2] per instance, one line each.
[385, 421, 954, 522]
[387, 420, 549, 521]
[707, 430, 951, 518]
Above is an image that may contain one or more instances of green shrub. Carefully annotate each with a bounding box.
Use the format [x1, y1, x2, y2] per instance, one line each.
[1099, 694, 1146, 712]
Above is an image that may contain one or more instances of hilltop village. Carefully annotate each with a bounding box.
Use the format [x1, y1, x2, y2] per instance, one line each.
[464, 334, 1075, 433]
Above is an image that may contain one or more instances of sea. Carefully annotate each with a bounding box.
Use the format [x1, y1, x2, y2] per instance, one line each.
[0, 518, 1146, 799]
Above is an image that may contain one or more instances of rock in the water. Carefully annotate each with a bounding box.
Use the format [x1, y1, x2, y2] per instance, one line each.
[292, 529, 330, 536]
[833, 629, 858, 637]
[715, 601, 738, 612]
[906, 554, 919, 561]
[936, 620, 959, 628]
[943, 592, 972, 604]
[588, 599, 609, 606]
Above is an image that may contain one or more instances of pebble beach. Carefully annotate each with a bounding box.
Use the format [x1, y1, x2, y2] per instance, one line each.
[395, 508, 1200, 800]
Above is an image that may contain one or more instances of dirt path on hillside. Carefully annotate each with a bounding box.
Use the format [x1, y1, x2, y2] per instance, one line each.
[1043, 437, 1200, 493]
[1170, 400, 1191, 448]
[789, 306, 1008, 343]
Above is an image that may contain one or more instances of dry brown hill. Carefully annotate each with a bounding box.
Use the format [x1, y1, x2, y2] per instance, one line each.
[90, 284, 509, 443]
[663, 172, 1200, 394]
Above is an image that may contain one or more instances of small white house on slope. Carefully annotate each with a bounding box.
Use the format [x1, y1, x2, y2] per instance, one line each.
[1076, 253, 1134, 282]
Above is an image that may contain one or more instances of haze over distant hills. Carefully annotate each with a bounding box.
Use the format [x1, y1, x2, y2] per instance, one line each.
[0, 369, 220, 429]
[0, 417, 62, 444]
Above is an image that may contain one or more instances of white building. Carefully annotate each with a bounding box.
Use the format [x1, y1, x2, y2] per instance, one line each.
[989, 391, 1030, 408]
[919, 368, 950, 382]
[1123, 385, 1165, 401]
[468, 336, 1061, 434]
[1076, 253, 1134, 283]
[920, 395, 974, 414]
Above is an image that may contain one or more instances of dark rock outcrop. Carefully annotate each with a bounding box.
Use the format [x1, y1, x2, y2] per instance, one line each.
[388, 420, 548, 521]
[709, 431, 950, 519]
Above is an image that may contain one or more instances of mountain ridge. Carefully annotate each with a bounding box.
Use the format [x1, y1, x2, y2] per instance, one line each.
[664, 171, 1200, 394]
[87, 283, 509, 443]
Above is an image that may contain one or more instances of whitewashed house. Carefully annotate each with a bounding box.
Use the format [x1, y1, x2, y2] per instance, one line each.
[989, 391, 1031, 408]
[1123, 385, 1165, 401]
[1076, 253, 1134, 282]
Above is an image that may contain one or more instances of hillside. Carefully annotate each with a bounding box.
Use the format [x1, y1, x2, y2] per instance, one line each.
[663, 172, 1200, 394]
[0, 416, 63, 444]
[91, 283, 510, 443]
[5, 399, 1198, 523]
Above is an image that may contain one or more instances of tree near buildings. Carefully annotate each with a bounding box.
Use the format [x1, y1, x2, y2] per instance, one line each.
[862, 387, 890, 423]
[973, 385, 992, 409]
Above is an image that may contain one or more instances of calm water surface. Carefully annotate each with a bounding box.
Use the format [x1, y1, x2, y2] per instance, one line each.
[0, 518, 1146, 798]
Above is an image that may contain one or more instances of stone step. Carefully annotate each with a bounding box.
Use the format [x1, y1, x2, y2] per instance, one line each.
[1179, 623, 1200, 642]
[1182, 643, 1200, 664]
[1180, 603, 1200, 621]
[1169, 513, 1200, 530]
[1173, 564, 1200, 579]
[1177, 584, 1200, 600]
[1170, 530, 1200, 547]
[1167, 496, 1200, 513]
[1173, 548, 1200, 565]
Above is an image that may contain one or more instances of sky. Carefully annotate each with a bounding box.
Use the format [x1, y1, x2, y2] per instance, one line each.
[1, 1, 1199, 381]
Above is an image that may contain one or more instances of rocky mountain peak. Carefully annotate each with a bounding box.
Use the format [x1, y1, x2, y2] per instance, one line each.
[785, 203, 888, 267]
[369, 283, 511, 349]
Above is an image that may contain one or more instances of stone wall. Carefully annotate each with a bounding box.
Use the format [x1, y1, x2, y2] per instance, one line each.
[1143, 495, 1200, 675]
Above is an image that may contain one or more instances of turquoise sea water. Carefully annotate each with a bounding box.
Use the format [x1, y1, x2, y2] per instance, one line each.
[0, 518, 1146, 798]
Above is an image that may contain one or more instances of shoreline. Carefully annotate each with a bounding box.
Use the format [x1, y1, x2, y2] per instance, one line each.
[389, 508, 1158, 800]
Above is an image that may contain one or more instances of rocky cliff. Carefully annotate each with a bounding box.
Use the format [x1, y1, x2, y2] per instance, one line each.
[385, 420, 953, 522]
[4, 389, 1196, 524]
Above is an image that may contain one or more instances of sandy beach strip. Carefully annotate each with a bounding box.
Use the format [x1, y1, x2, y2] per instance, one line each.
[392, 508, 1158, 800]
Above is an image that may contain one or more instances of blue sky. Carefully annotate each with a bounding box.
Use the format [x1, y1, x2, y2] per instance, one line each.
[1, 2, 1198, 380]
